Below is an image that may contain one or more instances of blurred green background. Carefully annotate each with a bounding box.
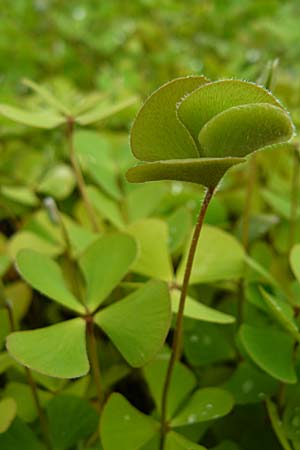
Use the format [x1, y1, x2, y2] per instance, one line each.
[1, 0, 300, 99]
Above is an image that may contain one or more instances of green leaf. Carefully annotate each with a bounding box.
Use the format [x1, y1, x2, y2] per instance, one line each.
[198, 103, 294, 158]
[95, 280, 171, 367]
[283, 393, 300, 441]
[184, 322, 235, 366]
[177, 79, 284, 149]
[170, 387, 234, 427]
[8, 231, 62, 259]
[259, 288, 300, 340]
[5, 382, 52, 423]
[126, 157, 245, 187]
[22, 78, 71, 115]
[167, 206, 192, 255]
[127, 219, 173, 281]
[74, 130, 121, 201]
[0, 398, 17, 433]
[240, 324, 297, 383]
[177, 224, 245, 284]
[165, 431, 206, 449]
[6, 318, 89, 378]
[37, 164, 75, 200]
[79, 233, 137, 311]
[131, 76, 208, 162]
[127, 183, 167, 223]
[143, 354, 196, 419]
[16, 249, 84, 314]
[1, 186, 39, 206]
[86, 185, 124, 229]
[223, 361, 279, 404]
[100, 393, 159, 450]
[0, 104, 65, 128]
[171, 290, 235, 324]
[290, 244, 300, 283]
[0, 417, 44, 450]
[46, 395, 98, 450]
[211, 441, 240, 450]
[76, 96, 137, 125]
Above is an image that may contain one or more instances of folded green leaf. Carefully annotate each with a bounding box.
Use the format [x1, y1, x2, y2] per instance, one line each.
[177, 79, 283, 148]
[198, 103, 294, 158]
[131, 76, 208, 161]
[127, 157, 245, 187]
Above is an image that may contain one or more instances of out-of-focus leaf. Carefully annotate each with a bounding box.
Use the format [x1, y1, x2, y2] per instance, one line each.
[46, 395, 98, 450]
[0, 398, 17, 433]
[76, 97, 138, 125]
[127, 218, 173, 281]
[37, 164, 75, 200]
[22, 78, 70, 115]
[1, 186, 39, 206]
[177, 224, 245, 284]
[0, 417, 44, 450]
[0, 104, 65, 128]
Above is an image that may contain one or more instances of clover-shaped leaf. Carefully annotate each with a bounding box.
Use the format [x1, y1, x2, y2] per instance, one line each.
[127, 77, 294, 187]
[7, 234, 172, 376]
[101, 384, 233, 450]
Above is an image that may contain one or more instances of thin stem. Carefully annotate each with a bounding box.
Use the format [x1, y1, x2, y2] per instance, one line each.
[290, 146, 300, 250]
[25, 367, 52, 450]
[86, 317, 104, 409]
[159, 186, 214, 450]
[67, 118, 100, 232]
[2, 282, 52, 450]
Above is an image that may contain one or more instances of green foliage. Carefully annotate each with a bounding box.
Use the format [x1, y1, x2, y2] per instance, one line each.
[1, 2, 300, 449]
[127, 78, 293, 187]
